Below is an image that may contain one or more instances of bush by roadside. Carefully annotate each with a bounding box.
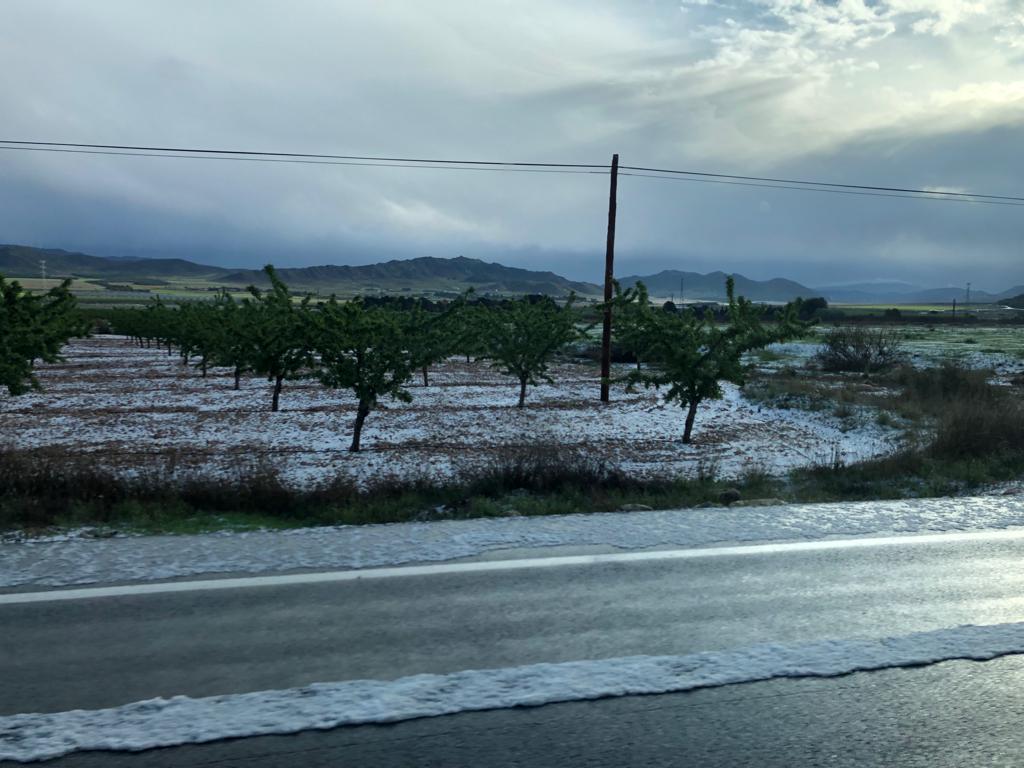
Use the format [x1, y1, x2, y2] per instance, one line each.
[814, 327, 905, 374]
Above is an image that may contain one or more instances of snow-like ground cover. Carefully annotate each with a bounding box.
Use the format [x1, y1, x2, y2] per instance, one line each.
[753, 325, 1024, 382]
[1, 337, 900, 485]
[3, 621, 1023, 762]
[3, 495, 1024, 588]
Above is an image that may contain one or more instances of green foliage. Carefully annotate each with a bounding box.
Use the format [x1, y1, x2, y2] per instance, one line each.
[312, 299, 417, 452]
[208, 292, 259, 389]
[481, 295, 584, 407]
[449, 303, 490, 363]
[244, 265, 314, 411]
[406, 298, 463, 385]
[611, 280, 653, 370]
[796, 296, 828, 321]
[0, 275, 89, 396]
[621, 277, 808, 443]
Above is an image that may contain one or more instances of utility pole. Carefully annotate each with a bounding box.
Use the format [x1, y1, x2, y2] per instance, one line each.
[600, 153, 619, 403]
[966, 282, 971, 308]
[39, 259, 46, 289]
[679, 276, 684, 304]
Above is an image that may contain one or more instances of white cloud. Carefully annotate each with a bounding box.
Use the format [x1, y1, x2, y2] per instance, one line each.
[379, 198, 500, 240]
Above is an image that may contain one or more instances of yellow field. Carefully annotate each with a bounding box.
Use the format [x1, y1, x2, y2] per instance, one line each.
[14, 277, 106, 292]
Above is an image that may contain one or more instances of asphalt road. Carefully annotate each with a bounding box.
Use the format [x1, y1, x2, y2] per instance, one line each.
[4, 532, 1024, 764]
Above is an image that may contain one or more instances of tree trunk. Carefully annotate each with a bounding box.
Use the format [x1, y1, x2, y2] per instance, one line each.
[636, 358, 641, 371]
[422, 366, 429, 386]
[517, 376, 528, 408]
[201, 356, 208, 378]
[271, 374, 284, 412]
[682, 399, 700, 444]
[350, 400, 371, 452]
[233, 367, 241, 391]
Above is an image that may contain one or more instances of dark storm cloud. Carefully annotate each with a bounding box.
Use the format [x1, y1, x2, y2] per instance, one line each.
[0, 0, 1022, 289]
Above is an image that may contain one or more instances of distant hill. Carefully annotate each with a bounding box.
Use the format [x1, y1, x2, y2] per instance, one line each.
[0, 245, 599, 296]
[0, 244, 224, 281]
[998, 286, 1024, 305]
[813, 282, 923, 303]
[221, 256, 600, 295]
[618, 270, 817, 303]
[4, 243, 1017, 304]
[813, 280, 1024, 305]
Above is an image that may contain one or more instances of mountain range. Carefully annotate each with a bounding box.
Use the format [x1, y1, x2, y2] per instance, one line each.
[1, 244, 1020, 304]
[617, 270, 816, 303]
[813, 281, 1024, 304]
[0, 245, 595, 296]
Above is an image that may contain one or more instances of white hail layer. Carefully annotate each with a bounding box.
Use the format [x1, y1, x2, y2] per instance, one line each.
[3, 495, 1024, 588]
[2, 621, 1023, 762]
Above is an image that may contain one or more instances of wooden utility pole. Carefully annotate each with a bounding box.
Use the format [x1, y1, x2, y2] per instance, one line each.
[600, 153, 619, 403]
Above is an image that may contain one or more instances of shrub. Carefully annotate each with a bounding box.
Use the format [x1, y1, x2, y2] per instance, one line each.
[930, 398, 1024, 460]
[813, 327, 905, 373]
[462, 443, 634, 496]
[893, 362, 996, 408]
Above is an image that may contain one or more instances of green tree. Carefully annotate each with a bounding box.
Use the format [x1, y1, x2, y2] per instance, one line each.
[407, 300, 455, 387]
[450, 302, 490, 363]
[176, 302, 226, 377]
[209, 292, 258, 390]
[245, 266, 313, 412]
[611, 280, 652, 371]
[311, 298, 422, 452]
[0, 276, 88, 396]
[482, 295, 583, 408]
[626, 278, 807, 443]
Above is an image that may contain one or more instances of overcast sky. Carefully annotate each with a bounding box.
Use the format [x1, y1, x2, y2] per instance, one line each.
[1, 0, 1022, 289]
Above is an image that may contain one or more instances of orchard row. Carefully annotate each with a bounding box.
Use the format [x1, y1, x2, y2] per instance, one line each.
[2, 267, 808, 449]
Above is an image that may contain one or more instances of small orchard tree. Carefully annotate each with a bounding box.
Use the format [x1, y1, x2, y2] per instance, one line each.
[0, 275, 89, 396]
[611, 280, 653, 371]
[450, 302, 490, 363]
[627, 278, 807, 443]
[176, 301, 226, 377]
[482, 294, 583, 407]
[311, 298, 420, 452]
[209, 292, 258, 390]
[245, 265, 313, 412]
[407, 299, 458, 387]
[145, 299, 180, 356]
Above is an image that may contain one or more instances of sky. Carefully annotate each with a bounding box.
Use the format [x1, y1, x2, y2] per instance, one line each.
[1, 0, 1023, 290]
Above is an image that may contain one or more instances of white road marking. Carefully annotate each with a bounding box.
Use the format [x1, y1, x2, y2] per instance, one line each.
[4, 528, 1024, 606]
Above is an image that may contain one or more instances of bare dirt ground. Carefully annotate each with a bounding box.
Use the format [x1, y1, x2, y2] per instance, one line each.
[0, 337, 900, 485]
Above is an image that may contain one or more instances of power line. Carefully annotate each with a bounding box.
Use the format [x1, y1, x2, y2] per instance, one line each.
[0, 146, 605, 175]
[2, 139, 1022, 204]
[619, 172, 1024, 207]
[619, 164, 1024, 203]
[0, 140, 606, 169]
